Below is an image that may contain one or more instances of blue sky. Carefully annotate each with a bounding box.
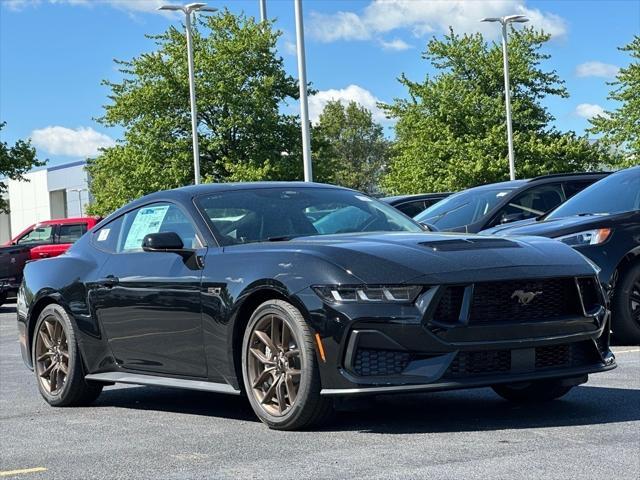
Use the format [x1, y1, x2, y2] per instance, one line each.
[1, 0, 638, 167]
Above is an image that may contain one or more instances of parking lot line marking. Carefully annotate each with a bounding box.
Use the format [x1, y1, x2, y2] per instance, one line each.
[615, 349, 640, 354]
[0, 468, 47, 477]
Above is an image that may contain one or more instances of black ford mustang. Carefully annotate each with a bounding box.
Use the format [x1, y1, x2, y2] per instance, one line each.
[17, 183, 616, 430]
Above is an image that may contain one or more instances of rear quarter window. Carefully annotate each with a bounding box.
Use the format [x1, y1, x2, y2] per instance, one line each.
[91, 216, 124, 253]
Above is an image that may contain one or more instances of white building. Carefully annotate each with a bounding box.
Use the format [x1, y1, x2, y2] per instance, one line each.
[0, 160, 91, 243]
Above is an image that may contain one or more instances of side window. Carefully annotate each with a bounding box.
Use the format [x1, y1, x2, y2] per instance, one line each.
[494, 184, 564, 225]
[92, 216, 124, 253]
[119, 203, 199, 252]
[58, 223, 88, 243]
[563, 180, 595, 199]
[396, 201, 426, 217]
[17, 225, 54, 245]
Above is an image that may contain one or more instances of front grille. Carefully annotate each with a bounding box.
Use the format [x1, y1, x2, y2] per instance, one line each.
[353, 349, 410, 376]
[469, 278, 581, 324]
[445, 350, 511, 378]
[444, 341, 601, 379]
[433, 286, 465, 323]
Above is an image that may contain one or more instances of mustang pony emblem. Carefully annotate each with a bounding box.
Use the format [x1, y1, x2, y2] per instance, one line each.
[511, 290, 543, 305]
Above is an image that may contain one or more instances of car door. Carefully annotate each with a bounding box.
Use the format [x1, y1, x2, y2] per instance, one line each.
[92, 202, 208, 377]
[31, 222, 89, 260]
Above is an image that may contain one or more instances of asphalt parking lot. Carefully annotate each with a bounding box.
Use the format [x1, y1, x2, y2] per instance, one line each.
[1, 302, 639, 479]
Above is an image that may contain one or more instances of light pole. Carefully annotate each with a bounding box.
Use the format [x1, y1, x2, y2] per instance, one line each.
[67, 188, 87, 217]
[259, 0, 267, 22]
[294, 0, 312, 182]
[159, 3, 218, 185]
[481, 15, 528, 181]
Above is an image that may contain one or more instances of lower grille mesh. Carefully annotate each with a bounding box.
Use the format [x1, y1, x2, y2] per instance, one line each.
[353, 349, 411, 376]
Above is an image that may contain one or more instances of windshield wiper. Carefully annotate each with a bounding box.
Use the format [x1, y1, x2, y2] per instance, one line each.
[267, 235, 303, 242]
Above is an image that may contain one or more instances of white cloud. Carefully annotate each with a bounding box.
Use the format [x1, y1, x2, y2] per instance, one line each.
[31, 126, 116, 158]
[308, 84, 388, 124]
[575, 103, 608, 120]
[576, 61, 619, 78]
[309, 0, 567, 45]
[379, 38, 412, 51]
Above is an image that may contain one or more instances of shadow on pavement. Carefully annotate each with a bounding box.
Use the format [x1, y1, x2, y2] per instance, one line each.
[95, 385, 257, 422]
[0, 301, 17, 315]
[93, 383, 640, 433]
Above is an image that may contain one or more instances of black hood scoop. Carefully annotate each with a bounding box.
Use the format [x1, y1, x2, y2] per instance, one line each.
[419, 238, 521, 252]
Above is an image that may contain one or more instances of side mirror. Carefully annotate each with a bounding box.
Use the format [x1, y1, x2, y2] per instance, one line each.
[142, 232, 187, 252]
[419, 222, 439, 232]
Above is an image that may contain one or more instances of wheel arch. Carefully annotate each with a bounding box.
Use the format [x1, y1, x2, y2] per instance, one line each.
[228, 284, 311, 391]
[612, 246, 640, 292]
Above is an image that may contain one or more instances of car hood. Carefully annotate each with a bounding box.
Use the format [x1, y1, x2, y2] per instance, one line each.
[277, 232, 597, 285]
[480, 217, 540, 235]
[484, 212, 637, 238]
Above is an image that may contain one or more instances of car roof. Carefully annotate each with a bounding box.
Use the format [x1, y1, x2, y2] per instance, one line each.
[38, 217, 98, 226]
[382, 192, 451, 204]
[458, 172, 610, 195]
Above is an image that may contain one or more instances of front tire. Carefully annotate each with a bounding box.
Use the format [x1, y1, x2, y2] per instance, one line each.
[33, 304, 103, 407]
[492, 379, 573, 403]
[241, 299, 332, 430]
[612, 262, 640, 344]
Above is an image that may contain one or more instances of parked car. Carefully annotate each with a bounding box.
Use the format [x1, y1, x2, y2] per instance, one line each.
[18, 182, 615, 430]
[382, 192, 452, 217]
[482, 166, 640, 343]
[414, 172, 609, 233]
[0, 217, 99, 306]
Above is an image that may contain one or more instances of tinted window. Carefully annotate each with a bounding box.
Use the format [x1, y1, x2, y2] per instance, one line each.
[120, 203, 199, 252]
[197, 188, 423, 246]
[563, 180, 597, 199]
[396, 200, 426, 217]
[415, 187, 515, 230]
[493, 184, 564, 225]
[92, 217, 124, 253]
[58, 223, 88, 243]
[548, 169, 640, 220]
[17, 225, 54, 245]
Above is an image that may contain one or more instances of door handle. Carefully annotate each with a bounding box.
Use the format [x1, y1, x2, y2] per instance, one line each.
[98, 275, 119, 288]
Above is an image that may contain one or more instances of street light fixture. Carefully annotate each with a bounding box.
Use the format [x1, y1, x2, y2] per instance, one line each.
[481, 14, 529, 181]
[159, 3, 218, 185]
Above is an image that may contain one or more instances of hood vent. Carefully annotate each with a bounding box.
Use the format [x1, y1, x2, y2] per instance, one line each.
[419, 238, 520, 252]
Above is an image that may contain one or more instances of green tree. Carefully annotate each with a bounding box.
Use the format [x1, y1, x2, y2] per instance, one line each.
[0, 122, 46, 213]
[87, 11, 303, 216]
[588, 36, 640, 166]
[312, 101, 390, 192]
[382, 28, 620, 195]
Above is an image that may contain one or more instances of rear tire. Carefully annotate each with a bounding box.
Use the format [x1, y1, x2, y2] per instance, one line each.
[241, 299, 333, 430]
[612, 262, 640, 345]
[492, 379, 573, 403]
[33, 304, 103, 407]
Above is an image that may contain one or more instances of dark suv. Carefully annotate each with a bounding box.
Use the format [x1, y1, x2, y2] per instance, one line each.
[414, 172, 608, 233]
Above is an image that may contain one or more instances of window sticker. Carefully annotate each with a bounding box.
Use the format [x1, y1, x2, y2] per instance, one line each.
[497, 191, 510, 198]
[97, 228, 110, 242]
[123, 205, 170, 251]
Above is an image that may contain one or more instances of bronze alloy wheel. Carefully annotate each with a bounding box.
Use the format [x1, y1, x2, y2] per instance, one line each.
[246, 313, 302, 416]
[35, 315, 69, 395]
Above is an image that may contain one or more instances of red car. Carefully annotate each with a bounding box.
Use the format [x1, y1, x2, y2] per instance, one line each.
[1, 217, 99, 306]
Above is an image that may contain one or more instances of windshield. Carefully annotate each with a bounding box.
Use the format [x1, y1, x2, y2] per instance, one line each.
[414, 187, 514, 230]
[197, 187, 423, 246]
[547, 168, 640, 220]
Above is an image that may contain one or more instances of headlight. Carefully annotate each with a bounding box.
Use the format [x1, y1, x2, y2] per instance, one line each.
[312, 285, 423, 304]
[556, 228, 612, 247]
